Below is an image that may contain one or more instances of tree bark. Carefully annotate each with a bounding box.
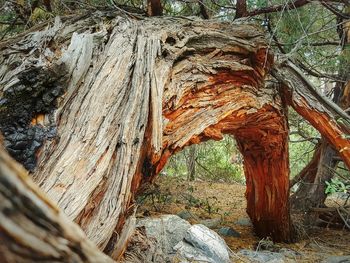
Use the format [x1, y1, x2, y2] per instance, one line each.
[0, 142, 114, 262]
[1, 11, 350, 258]
[0, 13, 286, 254]
[234, 104, 293, 242]
[147, 0, 163, 16]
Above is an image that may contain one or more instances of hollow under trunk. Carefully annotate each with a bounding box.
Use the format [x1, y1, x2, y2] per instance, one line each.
[1, 11, 350, 260]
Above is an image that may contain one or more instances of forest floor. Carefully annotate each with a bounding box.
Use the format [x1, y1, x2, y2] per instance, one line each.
[137, 176, 350, 262]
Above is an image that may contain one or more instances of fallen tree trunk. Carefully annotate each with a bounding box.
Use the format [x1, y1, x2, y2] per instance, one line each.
[0, 142, 114, 262]
[1, 10, 350, 259]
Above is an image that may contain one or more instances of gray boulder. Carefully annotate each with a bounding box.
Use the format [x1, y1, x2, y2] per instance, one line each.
[174, 241, 216, 262]
[137, 215, 191, 255]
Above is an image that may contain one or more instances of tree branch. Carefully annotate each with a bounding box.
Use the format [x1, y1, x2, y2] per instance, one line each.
[248, 0, 310, 17]
[247, 0, 349, 18]
[285, 60, 350, 122]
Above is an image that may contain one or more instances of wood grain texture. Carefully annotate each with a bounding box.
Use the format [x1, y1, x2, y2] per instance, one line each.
[0, 143, 114, 262]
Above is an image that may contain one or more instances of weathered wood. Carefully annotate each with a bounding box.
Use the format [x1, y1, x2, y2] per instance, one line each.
[2, 11, 350, 258]
[0, 143, 114, 262]
[234, 105, 293, 242]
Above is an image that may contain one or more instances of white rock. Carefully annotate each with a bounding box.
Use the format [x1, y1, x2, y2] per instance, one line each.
[175, 224, 231, 263]
[174, 241, 214, 262]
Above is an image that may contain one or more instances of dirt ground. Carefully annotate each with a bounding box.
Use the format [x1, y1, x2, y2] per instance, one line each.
[137, 176, 350, 262]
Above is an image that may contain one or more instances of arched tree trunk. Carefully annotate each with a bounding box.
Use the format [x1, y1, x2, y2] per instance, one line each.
[1, 11, 350, 259]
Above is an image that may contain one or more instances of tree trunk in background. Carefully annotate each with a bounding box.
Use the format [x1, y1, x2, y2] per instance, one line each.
[291, 141, 337, 211]
[187, 146, 196, 181]
[289, 142, 321, 190]
[235, 0, 248, 18]
[147, 0, 163, 16]
[1, 11, 350, 259]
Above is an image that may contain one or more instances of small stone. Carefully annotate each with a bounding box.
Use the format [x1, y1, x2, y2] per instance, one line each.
[199, 218, 221, 229]
[217, 226, 240, 237]
[42, 93, 53, 105]
[0, 98, 8, 106]
[13, 140, 28, 150]
[177, 210, 193, 220]
[31, 140, 42, 149]
[51, 87, 61, 96]
[235, 217, 252, 226]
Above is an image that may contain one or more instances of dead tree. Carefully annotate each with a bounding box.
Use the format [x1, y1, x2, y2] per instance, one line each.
[1, 11, 350, 259]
